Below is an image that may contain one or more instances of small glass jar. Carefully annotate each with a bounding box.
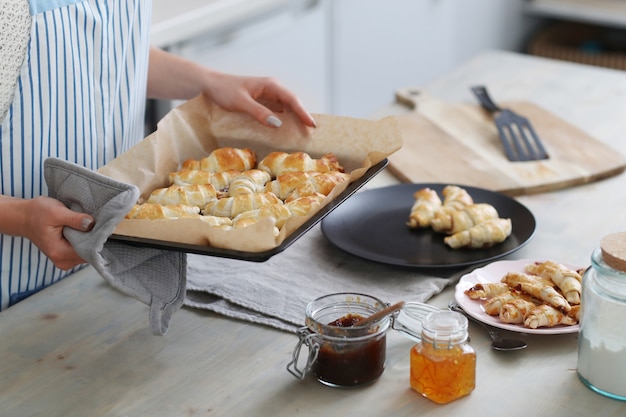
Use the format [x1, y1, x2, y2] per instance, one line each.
[410, 310, 476, 404]
[286, 292, 389, 387]
[577, 246, 626, 401]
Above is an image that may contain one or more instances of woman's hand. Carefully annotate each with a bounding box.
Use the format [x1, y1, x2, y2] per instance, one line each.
[201, 72, 317, 128]
[0, 196, 94, 270]
[147, 47, 316, 128]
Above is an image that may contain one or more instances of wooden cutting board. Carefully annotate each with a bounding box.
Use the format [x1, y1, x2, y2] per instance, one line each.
[388, 89, 626, 196]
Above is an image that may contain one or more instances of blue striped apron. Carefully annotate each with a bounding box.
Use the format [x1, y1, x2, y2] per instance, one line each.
[0, 0, 151, 310]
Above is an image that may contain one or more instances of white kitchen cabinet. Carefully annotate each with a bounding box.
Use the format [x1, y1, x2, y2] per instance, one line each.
[331, 0, 540, 117]
[166, 0, 331, 114]
[151, 0, 538, 120]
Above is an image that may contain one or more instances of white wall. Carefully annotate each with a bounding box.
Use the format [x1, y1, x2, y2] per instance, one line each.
[331, 0, 541, 117]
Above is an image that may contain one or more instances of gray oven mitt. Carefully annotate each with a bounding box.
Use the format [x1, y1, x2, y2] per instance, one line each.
[44, 157, 186, 335]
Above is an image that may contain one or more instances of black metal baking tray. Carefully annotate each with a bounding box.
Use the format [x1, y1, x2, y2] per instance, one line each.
[109, 159, 388, 262]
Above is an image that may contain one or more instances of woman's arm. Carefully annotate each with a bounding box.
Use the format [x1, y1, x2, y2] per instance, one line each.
[147, 46, 316, 128]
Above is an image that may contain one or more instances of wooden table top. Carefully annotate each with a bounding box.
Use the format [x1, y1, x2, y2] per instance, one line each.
[2, 50, 626, 416]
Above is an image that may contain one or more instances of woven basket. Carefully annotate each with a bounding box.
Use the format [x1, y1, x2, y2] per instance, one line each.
[528, 22, 626, 71]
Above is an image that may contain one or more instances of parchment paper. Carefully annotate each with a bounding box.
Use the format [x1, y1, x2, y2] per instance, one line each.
[98, 95, 403, 252]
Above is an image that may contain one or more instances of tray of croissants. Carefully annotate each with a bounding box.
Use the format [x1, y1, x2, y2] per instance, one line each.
[98, 95, 403, 261]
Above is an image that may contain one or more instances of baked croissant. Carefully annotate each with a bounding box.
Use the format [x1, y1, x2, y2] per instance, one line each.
[444, 218, 512, 249]
[228, 169, 272, 196]
[182, 147, 256, 173]
[168, 169, 239, 191]
[499, 299, 537, 324]
[431, 203, 499, 234]
[147, 184, 219, 207]
[284, 171, 350, 203]
[516, 281, 571, 312]
[406, 187, 442, 229]
[524, 261, 582, 304]
[483, 291, 528, 316]
[202, 192, 282, 218]
[264, 171, 318, 200]
[568, 305, 581, 322]
[464, 282, 510, 300]
[257, 151, 344, 177]
[231, 202, 292, 230]
[524, 304, 577, 329]
[125, 203, 200, 219]
[501, 271, 555, 290]
[197, 215, 233, 227]
[284, 193, 326, 216]
[441, 185, 474, 210]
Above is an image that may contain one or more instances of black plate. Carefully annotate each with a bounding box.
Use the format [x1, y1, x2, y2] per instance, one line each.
[321, 183, 536, 268]
[109, 159, 389, 262]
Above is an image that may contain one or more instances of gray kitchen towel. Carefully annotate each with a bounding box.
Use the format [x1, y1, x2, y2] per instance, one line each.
[185, 225, 467, 333]
[44, 158, 186, 335]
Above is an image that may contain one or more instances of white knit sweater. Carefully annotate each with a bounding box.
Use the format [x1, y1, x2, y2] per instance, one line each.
[0, 0, 30, 122]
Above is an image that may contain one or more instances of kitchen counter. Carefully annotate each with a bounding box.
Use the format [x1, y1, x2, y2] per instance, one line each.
[2, 51, 626, 416]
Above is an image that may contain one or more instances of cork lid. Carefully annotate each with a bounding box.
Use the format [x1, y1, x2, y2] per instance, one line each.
[600, 232, 626, 272]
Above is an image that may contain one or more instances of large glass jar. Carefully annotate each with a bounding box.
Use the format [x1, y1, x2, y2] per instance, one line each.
[577, 245, 626, 401]
[410, 310, 476, 404]
[287, 292, 390, 387]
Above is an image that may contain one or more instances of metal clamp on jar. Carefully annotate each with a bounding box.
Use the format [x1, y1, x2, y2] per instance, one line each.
[286, 292, 447, 388]
[286, 293, 390, 387]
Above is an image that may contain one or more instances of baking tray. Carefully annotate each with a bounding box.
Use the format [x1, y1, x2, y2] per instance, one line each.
[109, 159, 388, 262]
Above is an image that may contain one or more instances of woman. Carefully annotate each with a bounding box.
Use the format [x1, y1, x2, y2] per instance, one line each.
[0, 0, 316, 310]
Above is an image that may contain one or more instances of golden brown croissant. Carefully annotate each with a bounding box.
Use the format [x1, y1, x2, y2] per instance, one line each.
[231, 203, 292, 230]
[257, 151, 344, 177]
[464, 282, 510, 300]
[182, 147, 256, 173]
[202, 192, 282, 218]
[284, 193, 326, 216]
[483, 291, 527, 316]
[168, 169, 239, 191]
[524, 261, 582, 304]
[264, 171, 318, 200]
[444, 218, 512, 249]
[524, 304, 577, 329]
[197, 215, 233, 227]
[228, 169, 272, 196]
[441, 185, 474, 210]
[284, 171, 350, 203]
[431, 203, 499, 234]
[125, 203, 200, 219]
[516, 281, 571, 312]
[147, 184, 219, 207]
[568, 305, 581, 322]
[499, 299, 537, 324]
[406, 187, 442, 229]
[501, 271, 555, 290]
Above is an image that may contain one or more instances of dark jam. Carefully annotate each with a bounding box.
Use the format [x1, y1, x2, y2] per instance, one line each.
[327, 313, 364, 327]
[312, 314, 386, 387]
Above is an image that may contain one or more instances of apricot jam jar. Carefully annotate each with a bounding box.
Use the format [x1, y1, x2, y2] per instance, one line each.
[286, 292, 389, 387]
[410, 310, 476, 404]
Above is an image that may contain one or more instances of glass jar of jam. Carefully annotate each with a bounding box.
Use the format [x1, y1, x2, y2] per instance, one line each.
[410, 310, 476, 404]
[286, 292, 390, 387]
[577, 236, 626, 401]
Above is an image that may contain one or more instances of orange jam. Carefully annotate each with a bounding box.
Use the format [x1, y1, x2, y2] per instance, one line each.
[410, 341, 476, 404]
[409, 311, 476, 404]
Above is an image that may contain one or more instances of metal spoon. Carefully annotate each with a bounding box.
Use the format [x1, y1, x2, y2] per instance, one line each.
[448, 301, 527, 351]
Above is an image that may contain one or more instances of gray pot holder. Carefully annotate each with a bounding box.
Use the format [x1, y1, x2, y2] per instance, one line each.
[44, 157, 186, 335]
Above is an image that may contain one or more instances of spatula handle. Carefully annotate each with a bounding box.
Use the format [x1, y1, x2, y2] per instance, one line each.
[471, 85, 502, 113]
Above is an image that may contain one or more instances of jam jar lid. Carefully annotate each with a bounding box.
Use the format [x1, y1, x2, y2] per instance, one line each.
[392, 301, 441, 342]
